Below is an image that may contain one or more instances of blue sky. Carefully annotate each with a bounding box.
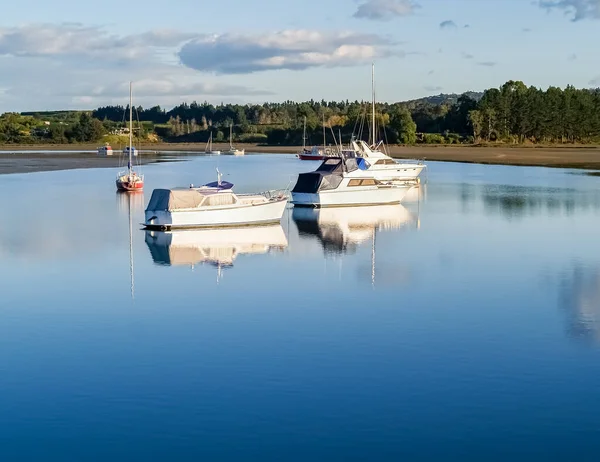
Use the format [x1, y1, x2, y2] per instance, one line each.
[0, 0, 598, 111]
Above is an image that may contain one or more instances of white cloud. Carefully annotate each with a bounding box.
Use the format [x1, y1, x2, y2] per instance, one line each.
[179, 30, 400, 74]
[0, 23, 274, 111]
[539, 0, 600, 20]
[0, 23, 196, 60]
[353, 0, 419, 21]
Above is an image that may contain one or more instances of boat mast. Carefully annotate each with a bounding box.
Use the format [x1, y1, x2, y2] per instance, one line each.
[303, 116, 307, 150]
[229, 123, 233, 149]
[128, 81, 133, 174]
[371, 63, 376, 147]
[322, 114, 326, 149]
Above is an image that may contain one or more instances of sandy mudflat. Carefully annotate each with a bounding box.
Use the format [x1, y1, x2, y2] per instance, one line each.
[1, 143, 600, 174]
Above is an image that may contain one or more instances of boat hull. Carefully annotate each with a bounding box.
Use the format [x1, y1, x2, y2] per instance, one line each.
[292, 185, 411, 208]
[223, 149, 245, 156]
[116, 180, 144, 191]
[144, 197, 288, 230]
[298, 153, 327, 161]
[205, 150, 221, 155]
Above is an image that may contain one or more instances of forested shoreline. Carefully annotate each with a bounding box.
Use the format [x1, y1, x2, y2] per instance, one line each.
[1, 80, 599, 146]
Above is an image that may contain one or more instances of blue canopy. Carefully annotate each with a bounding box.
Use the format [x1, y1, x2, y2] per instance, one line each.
[204, 180, 234, 190]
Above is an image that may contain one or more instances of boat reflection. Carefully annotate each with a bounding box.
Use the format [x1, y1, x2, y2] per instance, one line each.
[560, 265, 600, 343]
[117, 190, 144, 300]
[144, 225, 288, 282]
[292, 203, 418, 255]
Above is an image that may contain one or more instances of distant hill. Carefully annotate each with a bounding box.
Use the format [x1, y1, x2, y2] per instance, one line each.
[404, 91, 484, 106]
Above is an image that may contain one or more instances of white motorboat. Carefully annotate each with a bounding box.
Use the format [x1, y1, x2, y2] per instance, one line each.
[291, 156, 412, 208]
[222, 124, 245, 156]
[347, 64, 426, 182]
[205, 132, 220, 155]
[144, 175, 288, 230]
[350, 139, 426, 183]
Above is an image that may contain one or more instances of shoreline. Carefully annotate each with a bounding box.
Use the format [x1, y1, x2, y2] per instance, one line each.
[1, 143, 600, 174]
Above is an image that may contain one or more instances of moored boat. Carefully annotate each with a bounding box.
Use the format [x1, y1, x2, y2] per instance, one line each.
[116, 82, 144, 192]
[222, 124, 245, 156]
[144, 176, 288, 230]
[205, 132, 221, 155]
[97, 143, 113, 156]
[291, 156, 412, 208]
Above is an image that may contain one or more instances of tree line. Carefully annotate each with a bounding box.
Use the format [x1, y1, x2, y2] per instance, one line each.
[2, 80, 600, 145]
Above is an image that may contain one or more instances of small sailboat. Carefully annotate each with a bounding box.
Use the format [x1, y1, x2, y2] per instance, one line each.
[222, 124, 245, 156]
[298, 114, 338, 161]
[143, 170, 288, 230]
[205, 132, 220, 155]
[116, 82, 144, 191]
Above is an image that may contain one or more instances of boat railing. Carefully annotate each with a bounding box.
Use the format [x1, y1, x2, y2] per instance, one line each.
[237, 188, 290, 201]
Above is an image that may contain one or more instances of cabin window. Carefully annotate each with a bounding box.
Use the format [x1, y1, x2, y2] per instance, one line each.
[348, 179, 362, 187]
[376, 159, 396, 165]
[361, 179, 376, 186]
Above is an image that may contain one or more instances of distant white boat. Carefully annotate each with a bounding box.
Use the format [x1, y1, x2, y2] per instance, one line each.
[222, 124, 245, 156]
[291, 156, 412, 208]
[205, 132, 220, 155]
[144, 172, 288, 230]
[97, 143, 113, 156]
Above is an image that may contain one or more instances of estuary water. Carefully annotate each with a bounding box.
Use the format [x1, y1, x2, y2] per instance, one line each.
[1, 153, 600, 461]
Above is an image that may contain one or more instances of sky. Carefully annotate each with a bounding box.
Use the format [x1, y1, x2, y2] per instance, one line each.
[0, 0, 598, 111]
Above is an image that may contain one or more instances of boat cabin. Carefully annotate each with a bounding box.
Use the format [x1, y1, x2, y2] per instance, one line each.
[146, 188, 239, 212]
[292, 157, 372, 194]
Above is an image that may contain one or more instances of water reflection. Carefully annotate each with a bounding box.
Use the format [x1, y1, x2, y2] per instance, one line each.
[560, 265, 600, 343]
[292, 203, 418, 256]
[480, 185, 600, 219]
[117, 191, 144, 300]
[144, 225, 288, 282]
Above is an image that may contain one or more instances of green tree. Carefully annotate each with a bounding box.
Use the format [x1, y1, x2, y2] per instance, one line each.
[468, 110, 483, 141]
[390, 106, 417, 145]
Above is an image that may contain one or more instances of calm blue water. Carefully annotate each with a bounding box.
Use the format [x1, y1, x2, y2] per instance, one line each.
[1, 153, 600, 461]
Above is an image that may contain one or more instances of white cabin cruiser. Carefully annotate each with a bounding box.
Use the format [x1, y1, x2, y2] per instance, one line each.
[291, 156, 412, 208]
[350, 139, 426, 182]
[144, 177, 288, 230]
